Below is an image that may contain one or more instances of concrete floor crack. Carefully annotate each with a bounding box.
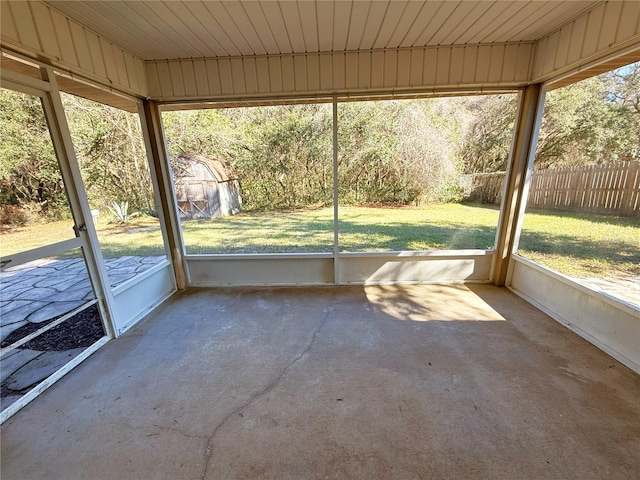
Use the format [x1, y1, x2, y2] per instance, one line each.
[199, 309, 332, 480]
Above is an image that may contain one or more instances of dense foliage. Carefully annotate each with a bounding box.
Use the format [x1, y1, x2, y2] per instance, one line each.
[163, 97, 500, 209]
[1, 63, 638, 224]
[62, 94, 155, 215]
[0, 91, 67, 220]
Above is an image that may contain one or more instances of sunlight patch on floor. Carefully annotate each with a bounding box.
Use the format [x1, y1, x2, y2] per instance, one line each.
[364, 284, 505, 322]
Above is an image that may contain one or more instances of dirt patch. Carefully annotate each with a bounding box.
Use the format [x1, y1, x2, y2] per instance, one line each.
[1, 305, 105, 406]
[1, 304, 104, 351]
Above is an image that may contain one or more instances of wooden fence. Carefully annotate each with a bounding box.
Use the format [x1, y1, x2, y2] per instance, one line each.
[466, 162, 640, 217]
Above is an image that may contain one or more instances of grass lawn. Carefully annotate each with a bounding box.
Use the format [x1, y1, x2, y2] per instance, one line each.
[0, 216, 166, 259]
[180, 203, 501, 254]
[1, 203, 638, 280]
[518, 208, 640, 279]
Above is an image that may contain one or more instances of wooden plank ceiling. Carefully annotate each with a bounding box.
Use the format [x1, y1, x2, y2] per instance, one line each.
[45, 1, 599, 61]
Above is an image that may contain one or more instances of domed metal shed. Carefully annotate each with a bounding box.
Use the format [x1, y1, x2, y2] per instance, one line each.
[171, 153, 242, 220]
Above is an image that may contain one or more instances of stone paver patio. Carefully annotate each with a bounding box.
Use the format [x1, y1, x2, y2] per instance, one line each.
[1, 255, 165, 342]
[0, 255, 165, 410]
[580, 276, 640, 309]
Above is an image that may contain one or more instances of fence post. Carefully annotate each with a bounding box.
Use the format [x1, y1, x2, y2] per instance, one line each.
[622, 162, 639, 216]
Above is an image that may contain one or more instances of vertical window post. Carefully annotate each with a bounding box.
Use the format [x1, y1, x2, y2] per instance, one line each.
[332, 96, 340, 284]
[493, 84, 546, 286]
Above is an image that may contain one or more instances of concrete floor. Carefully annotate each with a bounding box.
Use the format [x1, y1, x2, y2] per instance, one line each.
[1, 284, 639, 480]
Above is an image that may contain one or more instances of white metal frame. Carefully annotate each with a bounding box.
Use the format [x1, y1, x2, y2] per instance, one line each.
[501, 60, 640, 374]
[0, 66, 114, 422]
[154, 90, 522, 287]
[0, 55, 176, 421]
[45, 67, 177, 335]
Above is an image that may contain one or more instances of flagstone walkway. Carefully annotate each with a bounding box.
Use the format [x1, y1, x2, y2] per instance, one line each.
[1, 255, 165, 410]
[0, 255, 165, 342]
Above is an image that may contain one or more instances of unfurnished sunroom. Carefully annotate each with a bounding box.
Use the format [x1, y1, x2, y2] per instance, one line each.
[1, 1, 639, 479]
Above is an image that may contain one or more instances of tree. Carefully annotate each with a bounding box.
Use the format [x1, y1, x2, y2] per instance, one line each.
[0, 89, 68, 218]
[535, 63, 640, 169]
[461, 95, 517, 174]
[61, 93, 156, 214]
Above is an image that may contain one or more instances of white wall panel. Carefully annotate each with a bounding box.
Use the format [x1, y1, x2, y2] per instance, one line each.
[345, 52, 359, 89]
[181, 60, 197, 97]
[488, 44, 505, 83]
[542, 31, 560, 76]
[187, 257, 335, 287]
[316, 54, 332, 90]
[1, 3, 19, 43]
[339, 252, 493, 285]
[168, 61, 185, 97]
[125, 53, 141, 92]
[256, 57, 271, 93]
[397, 49, 411, 87]
[358, 51, 371, 89]
[268, 56, 283, 92]
[193, 59, 208, 96]
[186, 252, 493, 287]
[111, 263, 176, 336]
[554, 26, 572, 71]
[30, 1, 60, 59]
[583, 4, 606, 59]
[501, 44, 519, 82]
[218, 58, 233, 95]
[449, 47, 464, 85]
[51, 9, 78, 67]
[475, 45, 491, 83]
[409, 48, 424, 86]
[69, 23, 92, 72]
[533, 1, 640, 84]
[113, 47, 129, 88]
[145, 44, 533, 101]
[205, 59, 222, 95]
[617, 1, 640, 43]
[9, 2, 41, 51]
[567, 13, 588, 65]
[510, 257, 640, 374]
[85, 31, 106, 78]
[244, 57, 259, 95]
[156, 61, 173, 98]
[281, 55, 295, 92]
[597, 1, 623, 52]
[332, 53, 346, 91]
[422, 48, 437, 85]
[294, 55, 307, 92]
[371, 51, 384, 88]
[461, 46, 477, 84]
[230, 57, 246, 94]
[1, 0, 147, 97]
[435, 47, 450, 85]
[383, 49, 397, 87]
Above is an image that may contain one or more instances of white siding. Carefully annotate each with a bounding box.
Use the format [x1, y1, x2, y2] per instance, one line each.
[532, 0, 640, 83]
[1, 0, 148, 97]
[145, 44, 533, 101]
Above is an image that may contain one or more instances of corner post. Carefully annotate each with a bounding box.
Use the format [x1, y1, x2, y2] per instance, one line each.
[139, 100, 187, 289]
[493, 84, 546, 286]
